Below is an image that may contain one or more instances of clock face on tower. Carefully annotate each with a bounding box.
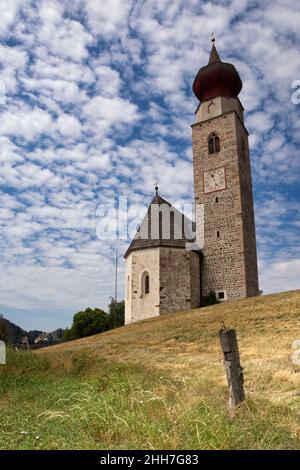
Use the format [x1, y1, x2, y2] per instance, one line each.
[204, 166, 226, 193]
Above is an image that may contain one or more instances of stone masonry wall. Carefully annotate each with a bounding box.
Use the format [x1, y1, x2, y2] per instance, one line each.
[159, 247, 201, 314]
[235, 115, 259, 296]
[189, 250, 202, 308]
[125, 249, 160, 324]
[124, 253, 132, 325]
[192, 109, 249, 300]
[125, 247, 202, 324]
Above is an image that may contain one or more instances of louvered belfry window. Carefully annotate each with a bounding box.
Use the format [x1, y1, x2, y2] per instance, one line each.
[208, 133, 220, 154]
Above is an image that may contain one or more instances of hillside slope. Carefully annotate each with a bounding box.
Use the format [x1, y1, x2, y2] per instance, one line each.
[0, 316, 26, 344]
[2, 289, 300, 450]
[42, 289, 300, 398]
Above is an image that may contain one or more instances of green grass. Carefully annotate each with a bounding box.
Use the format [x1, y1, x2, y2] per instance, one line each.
[1, 346, 300, 450]
[2, 290, 300, 449]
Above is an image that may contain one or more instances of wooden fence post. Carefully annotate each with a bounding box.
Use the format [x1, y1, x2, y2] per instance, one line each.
[63, 356, 74, 372]
[0, 340, 6, 365]
[219, 324, 245, 408]
[21, 336, 31, 351]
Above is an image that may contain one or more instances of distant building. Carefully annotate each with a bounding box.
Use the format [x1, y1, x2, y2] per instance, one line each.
[34, 333, 49, 344]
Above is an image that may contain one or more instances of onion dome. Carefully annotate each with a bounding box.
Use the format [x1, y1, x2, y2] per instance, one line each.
[192, 41, 242, 102]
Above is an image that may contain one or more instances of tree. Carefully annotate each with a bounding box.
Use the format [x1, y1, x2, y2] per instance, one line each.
[63, 327, 75, 342]
[65, 307, 109, 340]
[202, 291, 220, 307]
[108, 299, 125, 329]
[0, 318, 8, 343]
[63, 300, 125, 342]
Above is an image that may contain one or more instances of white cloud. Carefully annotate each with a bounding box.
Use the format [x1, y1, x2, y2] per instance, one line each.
[247, 111, 274, 134]
[79, 154, 111, 171]
[83, 95, 140, 131]
[0, 43, 28, 94]
[57, 114, 82, 138]
[0, 0, 22, 36]
[93, 65, 121, 97]
[0, 107, 53, 141]
[260, 259, 300, 294]
[37, 0, 93, 61]
[30, 53, 94, 83]
[22, 77, 88, 104]
[84, 0, 131, 36]
[0, 136, 24, 164]
[267, 2, 300, 37]
[0, 0, 299, 330]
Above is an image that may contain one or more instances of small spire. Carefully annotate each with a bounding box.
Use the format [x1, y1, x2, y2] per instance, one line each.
[154, 180, 159, 195]
[208, 33, 221, 64]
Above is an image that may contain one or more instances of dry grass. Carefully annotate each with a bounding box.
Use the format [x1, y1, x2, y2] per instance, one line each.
[41, 289, 300, 403]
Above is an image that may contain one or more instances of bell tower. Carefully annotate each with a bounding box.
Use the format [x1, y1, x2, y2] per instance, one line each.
[192, 38, 259, 301]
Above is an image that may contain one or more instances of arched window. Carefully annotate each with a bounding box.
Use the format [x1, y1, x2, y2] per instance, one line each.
[208, 133, 220, 155]
[145, 275, 150, 294]
[141, 271, 150, 295]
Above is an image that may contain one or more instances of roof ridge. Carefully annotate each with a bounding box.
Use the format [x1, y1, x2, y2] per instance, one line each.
[150, 194, 192, 222]
[124, 194, 196, 258]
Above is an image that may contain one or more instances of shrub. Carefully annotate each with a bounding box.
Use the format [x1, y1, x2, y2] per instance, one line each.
[202, 291, 220, 307]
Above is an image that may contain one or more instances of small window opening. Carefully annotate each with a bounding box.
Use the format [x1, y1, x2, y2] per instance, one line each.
[216, 290, 227, 302]
[208, 133, 220, 155]
[145, 275, 149, 294]
[142, 271, 150, 295]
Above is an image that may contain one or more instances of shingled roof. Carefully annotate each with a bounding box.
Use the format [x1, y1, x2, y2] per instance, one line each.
[124, 193, 199, 258]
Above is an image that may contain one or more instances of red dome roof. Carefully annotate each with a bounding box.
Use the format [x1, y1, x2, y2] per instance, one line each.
[193, 44, 242, 102]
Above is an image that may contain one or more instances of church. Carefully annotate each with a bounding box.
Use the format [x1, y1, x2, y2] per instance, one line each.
[124, 40, 259, 325]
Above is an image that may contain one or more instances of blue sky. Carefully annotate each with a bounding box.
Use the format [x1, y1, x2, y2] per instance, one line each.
[0, 0, 299, 331]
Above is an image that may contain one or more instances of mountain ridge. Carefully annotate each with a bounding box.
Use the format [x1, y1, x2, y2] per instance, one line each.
[0, 314, 65, 346]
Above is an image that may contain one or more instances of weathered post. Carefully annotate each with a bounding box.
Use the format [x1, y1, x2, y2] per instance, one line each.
[0, 340, 6, 365]
[21, 336, 30, 351]
[63, 355, 74, 372]
[219, 323, 245, 408]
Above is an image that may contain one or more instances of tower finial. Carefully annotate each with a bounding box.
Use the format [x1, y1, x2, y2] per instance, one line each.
[154, 179, 159, 195]
[208, 34, 221, 64]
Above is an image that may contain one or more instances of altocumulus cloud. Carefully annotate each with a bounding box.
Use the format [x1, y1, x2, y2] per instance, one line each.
[0, 0, 299, 330]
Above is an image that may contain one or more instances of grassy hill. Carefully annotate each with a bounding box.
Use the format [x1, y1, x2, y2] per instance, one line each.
[1, 289, 300, 450]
